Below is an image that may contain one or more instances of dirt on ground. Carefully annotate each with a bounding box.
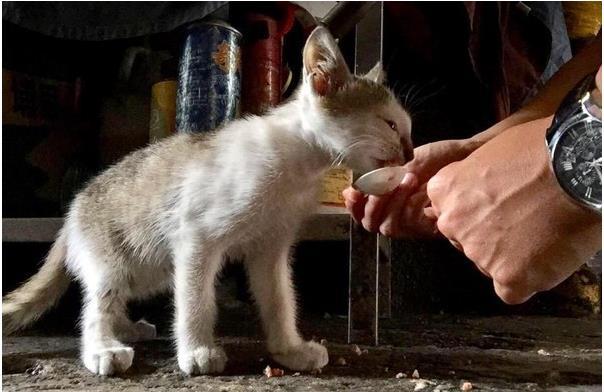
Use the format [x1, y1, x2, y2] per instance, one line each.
[2, 315, 601, 391]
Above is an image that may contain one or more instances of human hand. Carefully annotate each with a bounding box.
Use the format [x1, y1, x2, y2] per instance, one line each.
[427, 116, 602, 304]
[342, 138, 475, 238]
[593, 65, 601, 106]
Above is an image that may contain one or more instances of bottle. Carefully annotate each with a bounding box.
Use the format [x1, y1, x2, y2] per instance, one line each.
[149, 58, 177, 142]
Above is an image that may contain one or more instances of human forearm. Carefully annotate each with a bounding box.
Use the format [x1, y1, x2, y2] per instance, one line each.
[468, 36, 602, 148]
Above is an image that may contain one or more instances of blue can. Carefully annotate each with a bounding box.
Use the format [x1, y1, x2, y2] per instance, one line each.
[176, 20, 242, 134]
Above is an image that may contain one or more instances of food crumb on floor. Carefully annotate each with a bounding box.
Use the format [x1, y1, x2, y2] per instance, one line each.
[263, 365, 284, 378]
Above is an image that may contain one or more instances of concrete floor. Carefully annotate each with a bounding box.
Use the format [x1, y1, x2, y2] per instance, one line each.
[2, 315, 601, 391]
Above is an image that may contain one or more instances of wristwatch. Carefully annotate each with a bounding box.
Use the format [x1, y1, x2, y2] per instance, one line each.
[546, 73, 602, 214]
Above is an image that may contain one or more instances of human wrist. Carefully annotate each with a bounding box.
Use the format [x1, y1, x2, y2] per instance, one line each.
[537, 115, 601, 229]
[546, 71, 602, 215]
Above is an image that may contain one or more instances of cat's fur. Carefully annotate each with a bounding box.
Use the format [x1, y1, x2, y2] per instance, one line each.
[3, 27, 412, 376]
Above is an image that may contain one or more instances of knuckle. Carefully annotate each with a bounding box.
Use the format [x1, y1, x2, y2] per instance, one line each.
[493, 273, 532, 305]
[435, 214, 455, 237]
[493, 282, 516, 305]
[426, 175, 442, 200]
[463, 246, 481, 263]
[428, 167, 450, 191]
[499, 291, 523, 305]
[379, 221, 397, 238]
[493, 270, 517, 288]
[380, 227, 393, 237]
[364, 202, 378, 217]
[428, 162, 459, 193]
[361, 217, 379, 233]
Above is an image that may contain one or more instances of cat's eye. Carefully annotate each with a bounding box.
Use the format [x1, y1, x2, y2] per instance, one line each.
[384, 119, 397, 131]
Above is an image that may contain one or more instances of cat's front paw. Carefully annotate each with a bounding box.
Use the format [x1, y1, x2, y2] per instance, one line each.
[271, 341, 329, 371]
[178, 346, 227, 375]
[83, 346, 134, 376]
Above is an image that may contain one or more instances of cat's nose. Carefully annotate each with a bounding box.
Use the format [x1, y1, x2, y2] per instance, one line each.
[400, 137, 414, 162]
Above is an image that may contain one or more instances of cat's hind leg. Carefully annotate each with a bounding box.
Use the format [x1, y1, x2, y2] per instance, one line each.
[115, 318, 157, 343]
[80, 285, 135, 376]
[245, 237, 329, 371]
[114, 262, 173, 343]
[173, 243, 227, 375]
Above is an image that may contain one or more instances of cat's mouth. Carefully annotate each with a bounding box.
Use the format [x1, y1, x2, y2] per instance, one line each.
[374, 158, 404, 168]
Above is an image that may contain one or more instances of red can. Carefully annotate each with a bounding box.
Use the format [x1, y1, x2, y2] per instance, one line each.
[241, 13, 283, 115]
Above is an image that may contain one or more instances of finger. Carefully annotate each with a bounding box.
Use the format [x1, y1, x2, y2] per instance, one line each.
[398, 172, 418, 192]
[426, 162, 459, 216]
[493, 281, 535, 305]
[378, 174, 418, 237]
[410, 188, 439, 236]
[342, 187, 364, 203]
[361, 194, 392, 232]
[448, 238, 464, 252]
[344, 198, 366, 224]
[474, 264, 491, 278]
[343, 189, 367, 224]
[423, 206, 437, 220]
[397, 188, 439, 238]
[426, 177, 442, 216]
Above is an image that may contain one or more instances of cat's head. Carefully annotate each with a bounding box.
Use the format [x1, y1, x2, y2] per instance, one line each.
[300, 26, 413, 174]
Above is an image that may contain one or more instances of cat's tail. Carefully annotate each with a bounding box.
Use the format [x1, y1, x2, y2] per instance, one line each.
[3, 230, 70, 335]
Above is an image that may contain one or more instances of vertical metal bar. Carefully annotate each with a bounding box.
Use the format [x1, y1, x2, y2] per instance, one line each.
[348, 1, 385, 347]
[348, 220, 379, 345]
[378, 235, 392, 319]
[353, 3, 383, 75]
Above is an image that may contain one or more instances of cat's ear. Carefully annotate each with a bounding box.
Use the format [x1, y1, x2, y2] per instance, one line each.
[364, 62, 386, 84]
[303, 26, 351, 96]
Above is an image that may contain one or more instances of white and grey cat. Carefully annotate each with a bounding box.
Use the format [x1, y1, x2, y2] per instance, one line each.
[3, 27, 412, 376]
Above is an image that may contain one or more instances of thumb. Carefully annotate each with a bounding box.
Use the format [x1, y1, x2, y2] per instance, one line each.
[424, 206, 438, 220]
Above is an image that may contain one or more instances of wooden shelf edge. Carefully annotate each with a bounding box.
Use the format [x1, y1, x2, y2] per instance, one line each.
[299, 213, 350, 241]
[3, 218, 64, 243]
[3, 214, 350, 243]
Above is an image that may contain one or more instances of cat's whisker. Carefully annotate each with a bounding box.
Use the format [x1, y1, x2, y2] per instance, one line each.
[405, 80, 444, 112]
[331, 137, 375, 167]
[402, 84, 416, 108]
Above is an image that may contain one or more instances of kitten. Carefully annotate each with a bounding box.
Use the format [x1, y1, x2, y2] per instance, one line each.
[3, 27, 413, 376]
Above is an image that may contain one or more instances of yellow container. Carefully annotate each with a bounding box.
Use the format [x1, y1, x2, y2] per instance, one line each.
[319, 167, 353, 207]
[149, 80, 177, 142]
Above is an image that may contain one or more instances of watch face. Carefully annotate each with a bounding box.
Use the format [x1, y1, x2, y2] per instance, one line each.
[553, 119, 602, 207]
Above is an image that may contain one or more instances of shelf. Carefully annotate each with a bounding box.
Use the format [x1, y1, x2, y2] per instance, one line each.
[2, 210, 350, 243]
[2, 218, 63, 243]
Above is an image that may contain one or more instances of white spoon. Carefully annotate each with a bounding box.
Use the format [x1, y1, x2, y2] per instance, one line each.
[353, 166, 407, 196]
